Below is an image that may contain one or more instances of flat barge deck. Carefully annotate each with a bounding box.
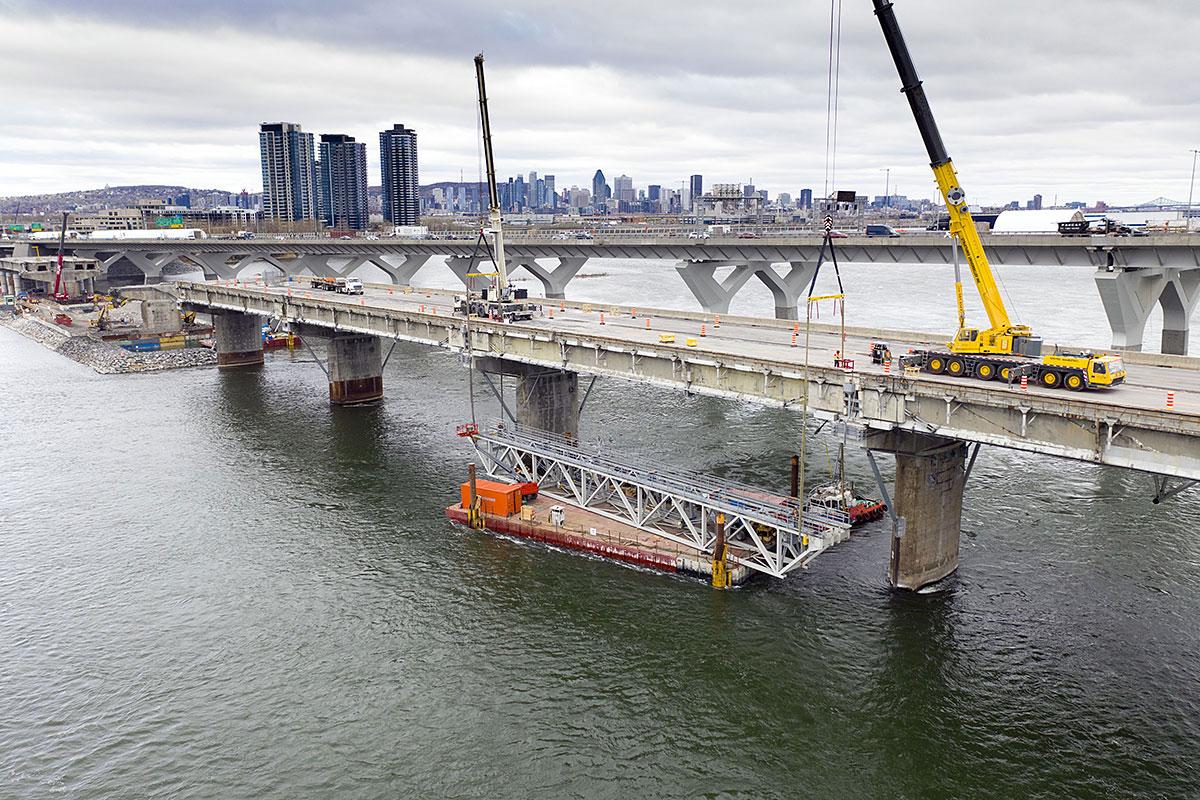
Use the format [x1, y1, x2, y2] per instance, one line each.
[446, 495, 753, 586]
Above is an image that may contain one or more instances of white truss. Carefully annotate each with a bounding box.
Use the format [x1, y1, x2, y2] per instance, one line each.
[470, 423, 851, 579]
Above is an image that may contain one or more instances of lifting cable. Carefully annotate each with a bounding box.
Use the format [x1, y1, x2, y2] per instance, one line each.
[823, 0, 844, 198]
[797, 226, 846, 519]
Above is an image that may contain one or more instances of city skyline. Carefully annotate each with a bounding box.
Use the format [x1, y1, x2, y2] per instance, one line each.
[2, 1, 1197, 206]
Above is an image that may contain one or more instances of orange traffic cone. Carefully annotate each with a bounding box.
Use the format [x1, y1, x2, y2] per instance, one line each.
[600, 312, 606, 325]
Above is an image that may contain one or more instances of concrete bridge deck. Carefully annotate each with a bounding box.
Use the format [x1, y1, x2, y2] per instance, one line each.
[176, 279, 1200, 482]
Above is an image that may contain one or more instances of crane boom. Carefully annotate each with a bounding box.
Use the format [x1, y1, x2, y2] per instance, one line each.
[473, 53, 508, 291]
[872, 0, 1038, 356]
[52, 211, 69, 302]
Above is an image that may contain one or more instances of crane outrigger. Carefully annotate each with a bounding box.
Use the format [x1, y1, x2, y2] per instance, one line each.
[872, 0, 1126, 391]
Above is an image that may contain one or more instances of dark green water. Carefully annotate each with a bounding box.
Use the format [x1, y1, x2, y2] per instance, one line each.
[2, 328, 1198, 799]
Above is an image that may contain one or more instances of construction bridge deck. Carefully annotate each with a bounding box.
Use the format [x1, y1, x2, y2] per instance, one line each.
[175, 279, 1200, 481]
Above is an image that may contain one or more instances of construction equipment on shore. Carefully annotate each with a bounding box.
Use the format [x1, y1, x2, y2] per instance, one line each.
[51, 212, 70, 304]
[872, 0, 1126, 391]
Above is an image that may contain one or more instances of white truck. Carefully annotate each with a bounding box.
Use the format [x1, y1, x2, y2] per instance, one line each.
[309, 276, 364, 295]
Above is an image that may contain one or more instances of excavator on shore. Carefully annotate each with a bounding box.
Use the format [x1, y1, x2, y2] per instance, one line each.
[872, 0, 1126, 391]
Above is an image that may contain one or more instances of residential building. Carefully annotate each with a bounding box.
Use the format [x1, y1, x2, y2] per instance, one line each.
[317, 134, 369, 230]
[380, 124, 420, 225]
[259, 122, 317, 222]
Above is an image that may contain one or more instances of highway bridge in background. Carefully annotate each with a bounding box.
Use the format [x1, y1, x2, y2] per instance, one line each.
[20, 233, 1200, 356]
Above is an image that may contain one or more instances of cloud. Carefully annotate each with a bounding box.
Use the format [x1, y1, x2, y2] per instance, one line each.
[2, 0, 1197, 205]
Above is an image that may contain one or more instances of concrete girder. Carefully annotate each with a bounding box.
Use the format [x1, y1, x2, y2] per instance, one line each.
[109, 250, 185, 283]
[1094, 265, 1200, 355]
[190, 252, 241, 280]
[511, 257, 588, 299]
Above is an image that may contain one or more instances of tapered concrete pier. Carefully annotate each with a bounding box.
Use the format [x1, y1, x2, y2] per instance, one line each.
[212, 311, 264, 368]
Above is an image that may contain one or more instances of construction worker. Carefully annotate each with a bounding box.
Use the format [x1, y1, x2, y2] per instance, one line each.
[833, 349, 841, 367]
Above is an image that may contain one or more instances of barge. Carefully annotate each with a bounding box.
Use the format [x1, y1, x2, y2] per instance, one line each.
[445, 478, 753, 586]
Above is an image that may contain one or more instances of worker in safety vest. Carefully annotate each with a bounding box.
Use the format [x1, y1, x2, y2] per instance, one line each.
[833, 350, 841, 366]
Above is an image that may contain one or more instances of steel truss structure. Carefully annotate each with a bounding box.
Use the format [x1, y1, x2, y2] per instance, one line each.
[469, 423, 851, 579]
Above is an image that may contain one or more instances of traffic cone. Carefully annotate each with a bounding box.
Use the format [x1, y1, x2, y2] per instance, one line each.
[793, 322, 799, 335]
[1020, 375, 1029, 392]
[1167, 391, 1176, 410]
[884, 359, 891, 374]
[632, 307, 637, 318]
[791, 333, 797, 347]
[700, 323, 707, 337]
[600, 312, 605, 325]
[645, 318, 650, 330]
[715, 314, 721, 329]
[549, 308, 555, 318]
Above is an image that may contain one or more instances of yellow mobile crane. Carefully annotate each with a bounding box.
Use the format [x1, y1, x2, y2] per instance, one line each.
[872, 0, 1126, 390]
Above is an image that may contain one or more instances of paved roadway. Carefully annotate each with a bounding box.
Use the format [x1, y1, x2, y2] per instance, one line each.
[254, 281, 1200, 417]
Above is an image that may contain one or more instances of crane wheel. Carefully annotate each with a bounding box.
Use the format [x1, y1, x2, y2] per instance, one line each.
[977, 362, 996, 380]
[1041, 371, 1061, 388]
[998, 366, 1012, 382]
[1065, 373, 1085, 391]
[927, 356, 946, 374]
[947, 358, 966, 376]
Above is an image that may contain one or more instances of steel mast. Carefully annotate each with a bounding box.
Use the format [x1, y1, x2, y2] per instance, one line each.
[474, 53, 509, 292]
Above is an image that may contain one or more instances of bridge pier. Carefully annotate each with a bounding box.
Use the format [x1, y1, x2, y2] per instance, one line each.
[212, 310, 264, 368]
[478, 358, 579, 437]
[1094, 263, 1199, 355]
[373, 254, 432, 284]
[676, 261, 817, 319]
[868, 430, 966, 591]
[327, 332, 384, 405]
[511, 257, 588, 299]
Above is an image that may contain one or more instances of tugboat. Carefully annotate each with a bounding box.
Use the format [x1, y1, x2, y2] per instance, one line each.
[805, 482, 887, 528]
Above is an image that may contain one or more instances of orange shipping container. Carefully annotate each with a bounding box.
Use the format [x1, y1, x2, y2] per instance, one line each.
[459, 479, 523, 518]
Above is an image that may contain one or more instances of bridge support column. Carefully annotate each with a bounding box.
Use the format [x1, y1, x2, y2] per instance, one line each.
[868, 431, 966, 591]
[373, 254, 432, 285]
[447, 256, 487, 289]
[1094, 265, 1199, 355]
[675, 261, 758, 315]
[327, 333, 384, 405]
[751, 261, 818, 320]
[512, 257, 588, 299]
[213, 310, 264, 369]
[477, 358, 579, 437]
[1160, 269, 1199, 356]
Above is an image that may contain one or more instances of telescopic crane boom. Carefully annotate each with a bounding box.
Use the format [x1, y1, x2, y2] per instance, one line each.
[870, 0, 1126, 391]
[474, 53, 509, 292]
[52, 211, 70, 303]
[872, 0, 1039, 359]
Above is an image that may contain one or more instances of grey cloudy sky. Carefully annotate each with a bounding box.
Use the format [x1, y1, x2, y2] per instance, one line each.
[2, 0, 1197, 205]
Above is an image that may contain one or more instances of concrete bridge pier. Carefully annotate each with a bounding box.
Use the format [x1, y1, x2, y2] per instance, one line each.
[477, 357, 579, 438]
[373, 254, 432, 285]
[327, 332, 384, 405]
[676, 260, 818, 319]
[1094, 262, 1200, 355]
[511, 257, 588, 299]
[446, 256, 487, 290]
[213, 310, 264, 368]
[867, 430, 967, 591]
[675, 261, 758, 315]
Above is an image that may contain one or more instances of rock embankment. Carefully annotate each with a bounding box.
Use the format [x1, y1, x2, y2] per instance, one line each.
[1, 315, 216, 373]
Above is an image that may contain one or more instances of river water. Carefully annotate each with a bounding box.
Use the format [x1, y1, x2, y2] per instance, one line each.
[2, 260, 1198, 798]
